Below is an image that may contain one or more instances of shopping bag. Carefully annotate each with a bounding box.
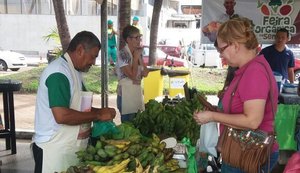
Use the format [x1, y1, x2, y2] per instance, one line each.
[275, 104, 300, 150]
[91, 121, 119, 138]
[182, 137, 198, 173]
[199, 122, 218, 157]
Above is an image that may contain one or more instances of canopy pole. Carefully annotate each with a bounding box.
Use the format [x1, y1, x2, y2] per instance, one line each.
[100, 0, 108, 108]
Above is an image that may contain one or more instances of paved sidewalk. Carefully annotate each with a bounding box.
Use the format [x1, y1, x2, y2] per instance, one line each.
[0, 94, 219, 137]
[0, 94, 121, 132]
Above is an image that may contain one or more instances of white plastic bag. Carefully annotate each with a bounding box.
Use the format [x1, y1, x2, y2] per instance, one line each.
[198, 122, 218, 157]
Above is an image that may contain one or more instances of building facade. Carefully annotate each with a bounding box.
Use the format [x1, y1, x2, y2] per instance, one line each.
[0, 0, 200, 58]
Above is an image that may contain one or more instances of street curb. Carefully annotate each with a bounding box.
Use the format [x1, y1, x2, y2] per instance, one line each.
[16, 129, 34, 140]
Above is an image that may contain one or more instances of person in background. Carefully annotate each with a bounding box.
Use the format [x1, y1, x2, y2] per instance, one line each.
[116, 25, 149, 123]
[194, 17, 279, 172]
[32, 31, 116, 173]
[219, 0, 239, 22]
[132, 16, 143, 36]
[202, 0, 240, 42]
[260, 28, 295, 83]
[187, 43, 193, 61]
[107, 20, 118, 66]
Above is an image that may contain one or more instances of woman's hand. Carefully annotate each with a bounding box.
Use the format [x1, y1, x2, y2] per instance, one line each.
[133, 48, 143, 61]
[193, 110, 213, 125]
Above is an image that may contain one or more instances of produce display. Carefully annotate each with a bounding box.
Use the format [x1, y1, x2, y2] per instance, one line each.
[63, 123, 184, 173]
[133, 93, 204, 145]
[62, 91, 211, 173]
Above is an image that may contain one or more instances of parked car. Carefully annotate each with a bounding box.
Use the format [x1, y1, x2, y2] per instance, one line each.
[0, 50, 27, 71]
[191, 43, 222, 68]
[157, 45, 181, 58]
[142, 46, 189, 67]
[158, 38, 184, 58]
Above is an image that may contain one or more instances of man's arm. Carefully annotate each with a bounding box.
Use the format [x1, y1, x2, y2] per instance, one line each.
[51, 107, 116, 125]
[288, 67, 295, 83]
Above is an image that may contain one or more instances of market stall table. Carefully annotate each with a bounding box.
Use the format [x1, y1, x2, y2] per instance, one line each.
[0, 79, 22, 155]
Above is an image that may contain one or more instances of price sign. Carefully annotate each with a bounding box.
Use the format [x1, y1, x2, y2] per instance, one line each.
[170, 78, 185, 89]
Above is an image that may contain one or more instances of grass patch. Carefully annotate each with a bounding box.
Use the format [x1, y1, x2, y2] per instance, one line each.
[0, 65, 226, 95]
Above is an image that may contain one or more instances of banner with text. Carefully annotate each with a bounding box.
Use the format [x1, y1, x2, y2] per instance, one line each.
[201, 0, 300, 44]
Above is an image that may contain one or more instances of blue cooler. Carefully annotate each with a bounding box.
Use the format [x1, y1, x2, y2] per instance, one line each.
[273, 71, 283, 93]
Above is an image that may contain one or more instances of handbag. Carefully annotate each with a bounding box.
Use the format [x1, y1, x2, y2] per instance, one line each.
[217, 61, 276, 173]
[219, 127, 275, 173]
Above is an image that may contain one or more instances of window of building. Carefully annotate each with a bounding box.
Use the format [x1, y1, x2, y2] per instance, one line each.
[7, 0, 21, 14]
[107, 0, 117, 16]
[148, 0, 154, 6]
[0, 0, 7, 14]
[87, 0, 98, 15]
[22, 0, 37, 14]
[181, 5, 201, 15]
[66, 0, 82, 15]
[39, 0, 52, 14]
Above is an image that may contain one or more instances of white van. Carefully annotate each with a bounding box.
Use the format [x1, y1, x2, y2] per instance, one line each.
[191, 43, 221, 68]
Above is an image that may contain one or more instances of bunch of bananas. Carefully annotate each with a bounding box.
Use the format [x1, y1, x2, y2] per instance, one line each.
[93, 158, 131, 173]
[133, 92, 203, 145]
[67, 120, 185, 173]
[72, 133, 181, 173]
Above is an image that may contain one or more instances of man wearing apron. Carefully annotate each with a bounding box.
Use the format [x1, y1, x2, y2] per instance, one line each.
[116, 25, 149, 123]
[32, 31, 116, 173]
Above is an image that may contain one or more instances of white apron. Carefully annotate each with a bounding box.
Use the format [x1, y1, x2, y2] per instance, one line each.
[37, 53, 92, 173]
[120, 77, 144, 114]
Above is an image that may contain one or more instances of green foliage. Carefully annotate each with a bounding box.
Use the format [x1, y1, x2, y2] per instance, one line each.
[43, 28, 61, 44]
[83, 66, 118, 94]
[0, 67, 226, 95]
[43, 28, 63, 59]
[0, 65, 45, 93]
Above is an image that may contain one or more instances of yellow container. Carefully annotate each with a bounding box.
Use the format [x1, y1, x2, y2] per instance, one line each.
[143, 69, 164, 103]
[168, 68, 190, 97]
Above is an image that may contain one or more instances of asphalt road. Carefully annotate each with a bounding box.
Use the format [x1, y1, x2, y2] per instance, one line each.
[0, 55, 46, 77]
[0, 66, 36, 77]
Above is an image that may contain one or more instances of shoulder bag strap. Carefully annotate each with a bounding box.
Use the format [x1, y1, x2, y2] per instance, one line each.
[256, 61, 276, 173]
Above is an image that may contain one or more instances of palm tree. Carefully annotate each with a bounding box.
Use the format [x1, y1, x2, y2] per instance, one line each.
[52, 0, 71, 53]
[118, 0, 131, 49]
[149, 0, 163, 66]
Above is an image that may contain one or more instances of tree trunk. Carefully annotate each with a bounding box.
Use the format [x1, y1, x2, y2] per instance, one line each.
[118, 0, 131, 49]
[53, 0, 71, 53]
[149, 0, 163, 66]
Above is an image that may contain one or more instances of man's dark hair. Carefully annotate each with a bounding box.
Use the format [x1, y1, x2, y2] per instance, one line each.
[277, 28, 289, 38]
[122, 25, 140, 42]
[67, 31, 101, 52]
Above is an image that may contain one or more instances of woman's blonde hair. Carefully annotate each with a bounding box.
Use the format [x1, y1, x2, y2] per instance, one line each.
[217, 17, 258, 50]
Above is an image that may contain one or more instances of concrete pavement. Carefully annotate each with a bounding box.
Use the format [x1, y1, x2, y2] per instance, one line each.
[2, 94, 121, 138]
[1, 94, 219, 135]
